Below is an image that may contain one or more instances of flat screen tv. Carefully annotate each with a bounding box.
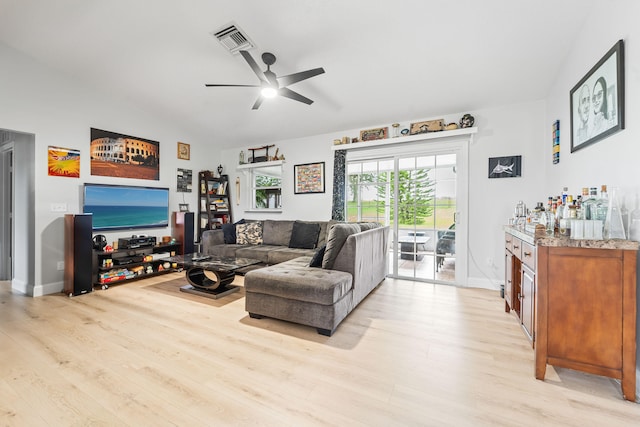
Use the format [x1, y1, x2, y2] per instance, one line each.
[83, 183, 169, 231]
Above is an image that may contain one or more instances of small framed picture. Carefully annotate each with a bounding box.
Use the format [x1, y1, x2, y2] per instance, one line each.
[294, 162, 325, 194]
[179, 203, 190, 212]
[410, 119, 444, 135]
[177, 142, 190, 160]
[360, 127, 388, 141]
[488, 155, 522, 179]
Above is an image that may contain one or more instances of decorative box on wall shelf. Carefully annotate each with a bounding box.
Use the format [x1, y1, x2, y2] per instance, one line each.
[198, 171, 233, 241]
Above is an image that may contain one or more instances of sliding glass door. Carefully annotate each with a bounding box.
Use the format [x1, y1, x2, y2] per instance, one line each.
[347, 146, 465, 285]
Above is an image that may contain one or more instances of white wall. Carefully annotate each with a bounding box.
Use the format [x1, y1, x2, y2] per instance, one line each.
[221, 101, 547, 289]
[545, 0, 640, 201]
[0, 42, 207, 295]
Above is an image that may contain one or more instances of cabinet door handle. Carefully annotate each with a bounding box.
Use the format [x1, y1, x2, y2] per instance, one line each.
[513, 245, 519, 249]
[523, 251, 532, 257]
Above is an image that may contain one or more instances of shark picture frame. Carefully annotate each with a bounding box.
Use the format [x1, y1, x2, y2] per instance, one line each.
[488, 155, 521, 179]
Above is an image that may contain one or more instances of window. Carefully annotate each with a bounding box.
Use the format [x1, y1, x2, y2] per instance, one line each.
[250, 166, 282, 209]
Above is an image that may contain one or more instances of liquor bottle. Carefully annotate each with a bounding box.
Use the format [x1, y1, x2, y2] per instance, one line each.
[594, 185, 609, 221]
[628, 195, 640, 241]
[582, 187, 598, 220]
[562, 187, 569, 205]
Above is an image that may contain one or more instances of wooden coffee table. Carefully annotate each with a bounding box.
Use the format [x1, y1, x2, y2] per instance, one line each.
[167, 253, 261, 299]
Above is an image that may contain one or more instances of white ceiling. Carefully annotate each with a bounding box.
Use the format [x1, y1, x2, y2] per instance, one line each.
[0, 0, 594, 148]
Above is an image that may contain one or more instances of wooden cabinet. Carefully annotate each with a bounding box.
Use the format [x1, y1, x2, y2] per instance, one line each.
[198, 172, 232, 241]
[535, 243, 637, 402]
[504, 232, 535, 345]
[504, 227, 638, 401]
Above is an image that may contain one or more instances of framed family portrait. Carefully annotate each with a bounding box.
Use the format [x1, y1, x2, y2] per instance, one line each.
[570, 39, 625, 153]
[294, 162, 325, 194]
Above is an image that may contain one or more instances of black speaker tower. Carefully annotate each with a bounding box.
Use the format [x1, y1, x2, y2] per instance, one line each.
[64, 214, 94, 296]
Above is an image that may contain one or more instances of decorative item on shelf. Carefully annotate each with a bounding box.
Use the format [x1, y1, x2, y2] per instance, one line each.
[352, 137, 359, 143]
[333, 139, 341, 145]
[410, 119, 444, 135]
[444, 122, 459, 131]
[360, 127, 388, 141]
[400, 128, 409, 136]
[459, 113, 475, 128]
[217, 164, 224, 177]
[341, 136, 351, 144]
[239, 150, 245, 164]
[392, 123, 400, 138]
[272, 148, 280, 161]
[248, 144, 275, 163]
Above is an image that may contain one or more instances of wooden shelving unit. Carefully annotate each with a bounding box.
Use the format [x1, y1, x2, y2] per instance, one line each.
[197, 171, 232, 241]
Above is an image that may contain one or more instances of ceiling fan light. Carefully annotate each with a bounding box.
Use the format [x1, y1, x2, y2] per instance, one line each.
[261, 87, 278, 98]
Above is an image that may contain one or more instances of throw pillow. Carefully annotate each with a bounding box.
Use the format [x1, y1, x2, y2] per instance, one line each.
[289, 221, 321, 249]
[322, 223, 361, 269]
[236, 221, 263, 245]
[262, 220, 295, 246]
[309, 245, 326, 268]
[222, 218, 245, 244]
[358, 222, 381, 231]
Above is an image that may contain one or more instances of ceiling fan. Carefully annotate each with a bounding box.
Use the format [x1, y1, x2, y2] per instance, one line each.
[205, 50, 325, 110]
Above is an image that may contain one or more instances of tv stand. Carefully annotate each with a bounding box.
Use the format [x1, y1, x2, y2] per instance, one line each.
[93, 243, 180, 289]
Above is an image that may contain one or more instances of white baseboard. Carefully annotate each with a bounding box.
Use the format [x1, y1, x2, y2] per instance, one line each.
[36, 280, 64, 297]
[466, 275, 501, 291]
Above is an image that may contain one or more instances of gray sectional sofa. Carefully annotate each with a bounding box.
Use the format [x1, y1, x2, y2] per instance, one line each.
[200, 219, 389, 336]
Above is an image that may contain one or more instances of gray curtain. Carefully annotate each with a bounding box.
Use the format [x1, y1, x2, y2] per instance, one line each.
[331, 149, 346, 221]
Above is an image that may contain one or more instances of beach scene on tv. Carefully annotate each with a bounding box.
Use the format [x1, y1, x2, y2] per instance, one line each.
[83, 184, 169, 231]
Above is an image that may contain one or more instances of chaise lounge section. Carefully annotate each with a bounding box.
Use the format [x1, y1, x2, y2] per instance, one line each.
[243, 223, 389, 336]
[201, 220, 389, 335]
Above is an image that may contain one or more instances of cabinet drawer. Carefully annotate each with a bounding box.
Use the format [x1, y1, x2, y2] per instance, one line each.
[521, 241, 536, 269]
[505, 233, 514, 252]
[511, 237, 522, 260]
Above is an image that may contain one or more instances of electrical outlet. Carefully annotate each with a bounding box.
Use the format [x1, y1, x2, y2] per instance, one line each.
[57, 261, 64, 271]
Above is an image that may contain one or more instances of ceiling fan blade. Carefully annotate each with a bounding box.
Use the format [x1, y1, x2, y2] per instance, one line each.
[251, 96, 264, 110]
[279, 87, 313, 105]
[205, 84, 260, 87]
[277, 67, 325, 87]
[239, 50, 268, 83]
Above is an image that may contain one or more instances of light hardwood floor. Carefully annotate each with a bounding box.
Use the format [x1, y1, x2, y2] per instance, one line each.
[1, 274, 639, 426]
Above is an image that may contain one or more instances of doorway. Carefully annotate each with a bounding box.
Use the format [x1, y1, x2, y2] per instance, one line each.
[0, 139, 13, 280]
[346, 142, 467, 285]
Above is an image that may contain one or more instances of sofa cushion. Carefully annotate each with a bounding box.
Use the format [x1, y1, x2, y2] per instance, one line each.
[289, 221, 321, 249]
[309, 245, 326, 268]
[236, 245, 281, 264]
[262, 220, 295, 246]
[268, 247, 316, 265]
[322, 223, 361, 269]
[236, 222, 263, 245]
[244, 257, 353, 305]
[358, 222, 381, 231]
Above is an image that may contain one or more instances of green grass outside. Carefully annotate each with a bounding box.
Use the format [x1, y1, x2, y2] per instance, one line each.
[347, 199, 455, 230]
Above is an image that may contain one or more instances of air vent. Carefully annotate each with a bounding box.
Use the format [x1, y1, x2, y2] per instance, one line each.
[212, 23, 254, 54]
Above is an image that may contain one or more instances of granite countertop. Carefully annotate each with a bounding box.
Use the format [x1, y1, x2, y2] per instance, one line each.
[503, 225, 640, 250]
